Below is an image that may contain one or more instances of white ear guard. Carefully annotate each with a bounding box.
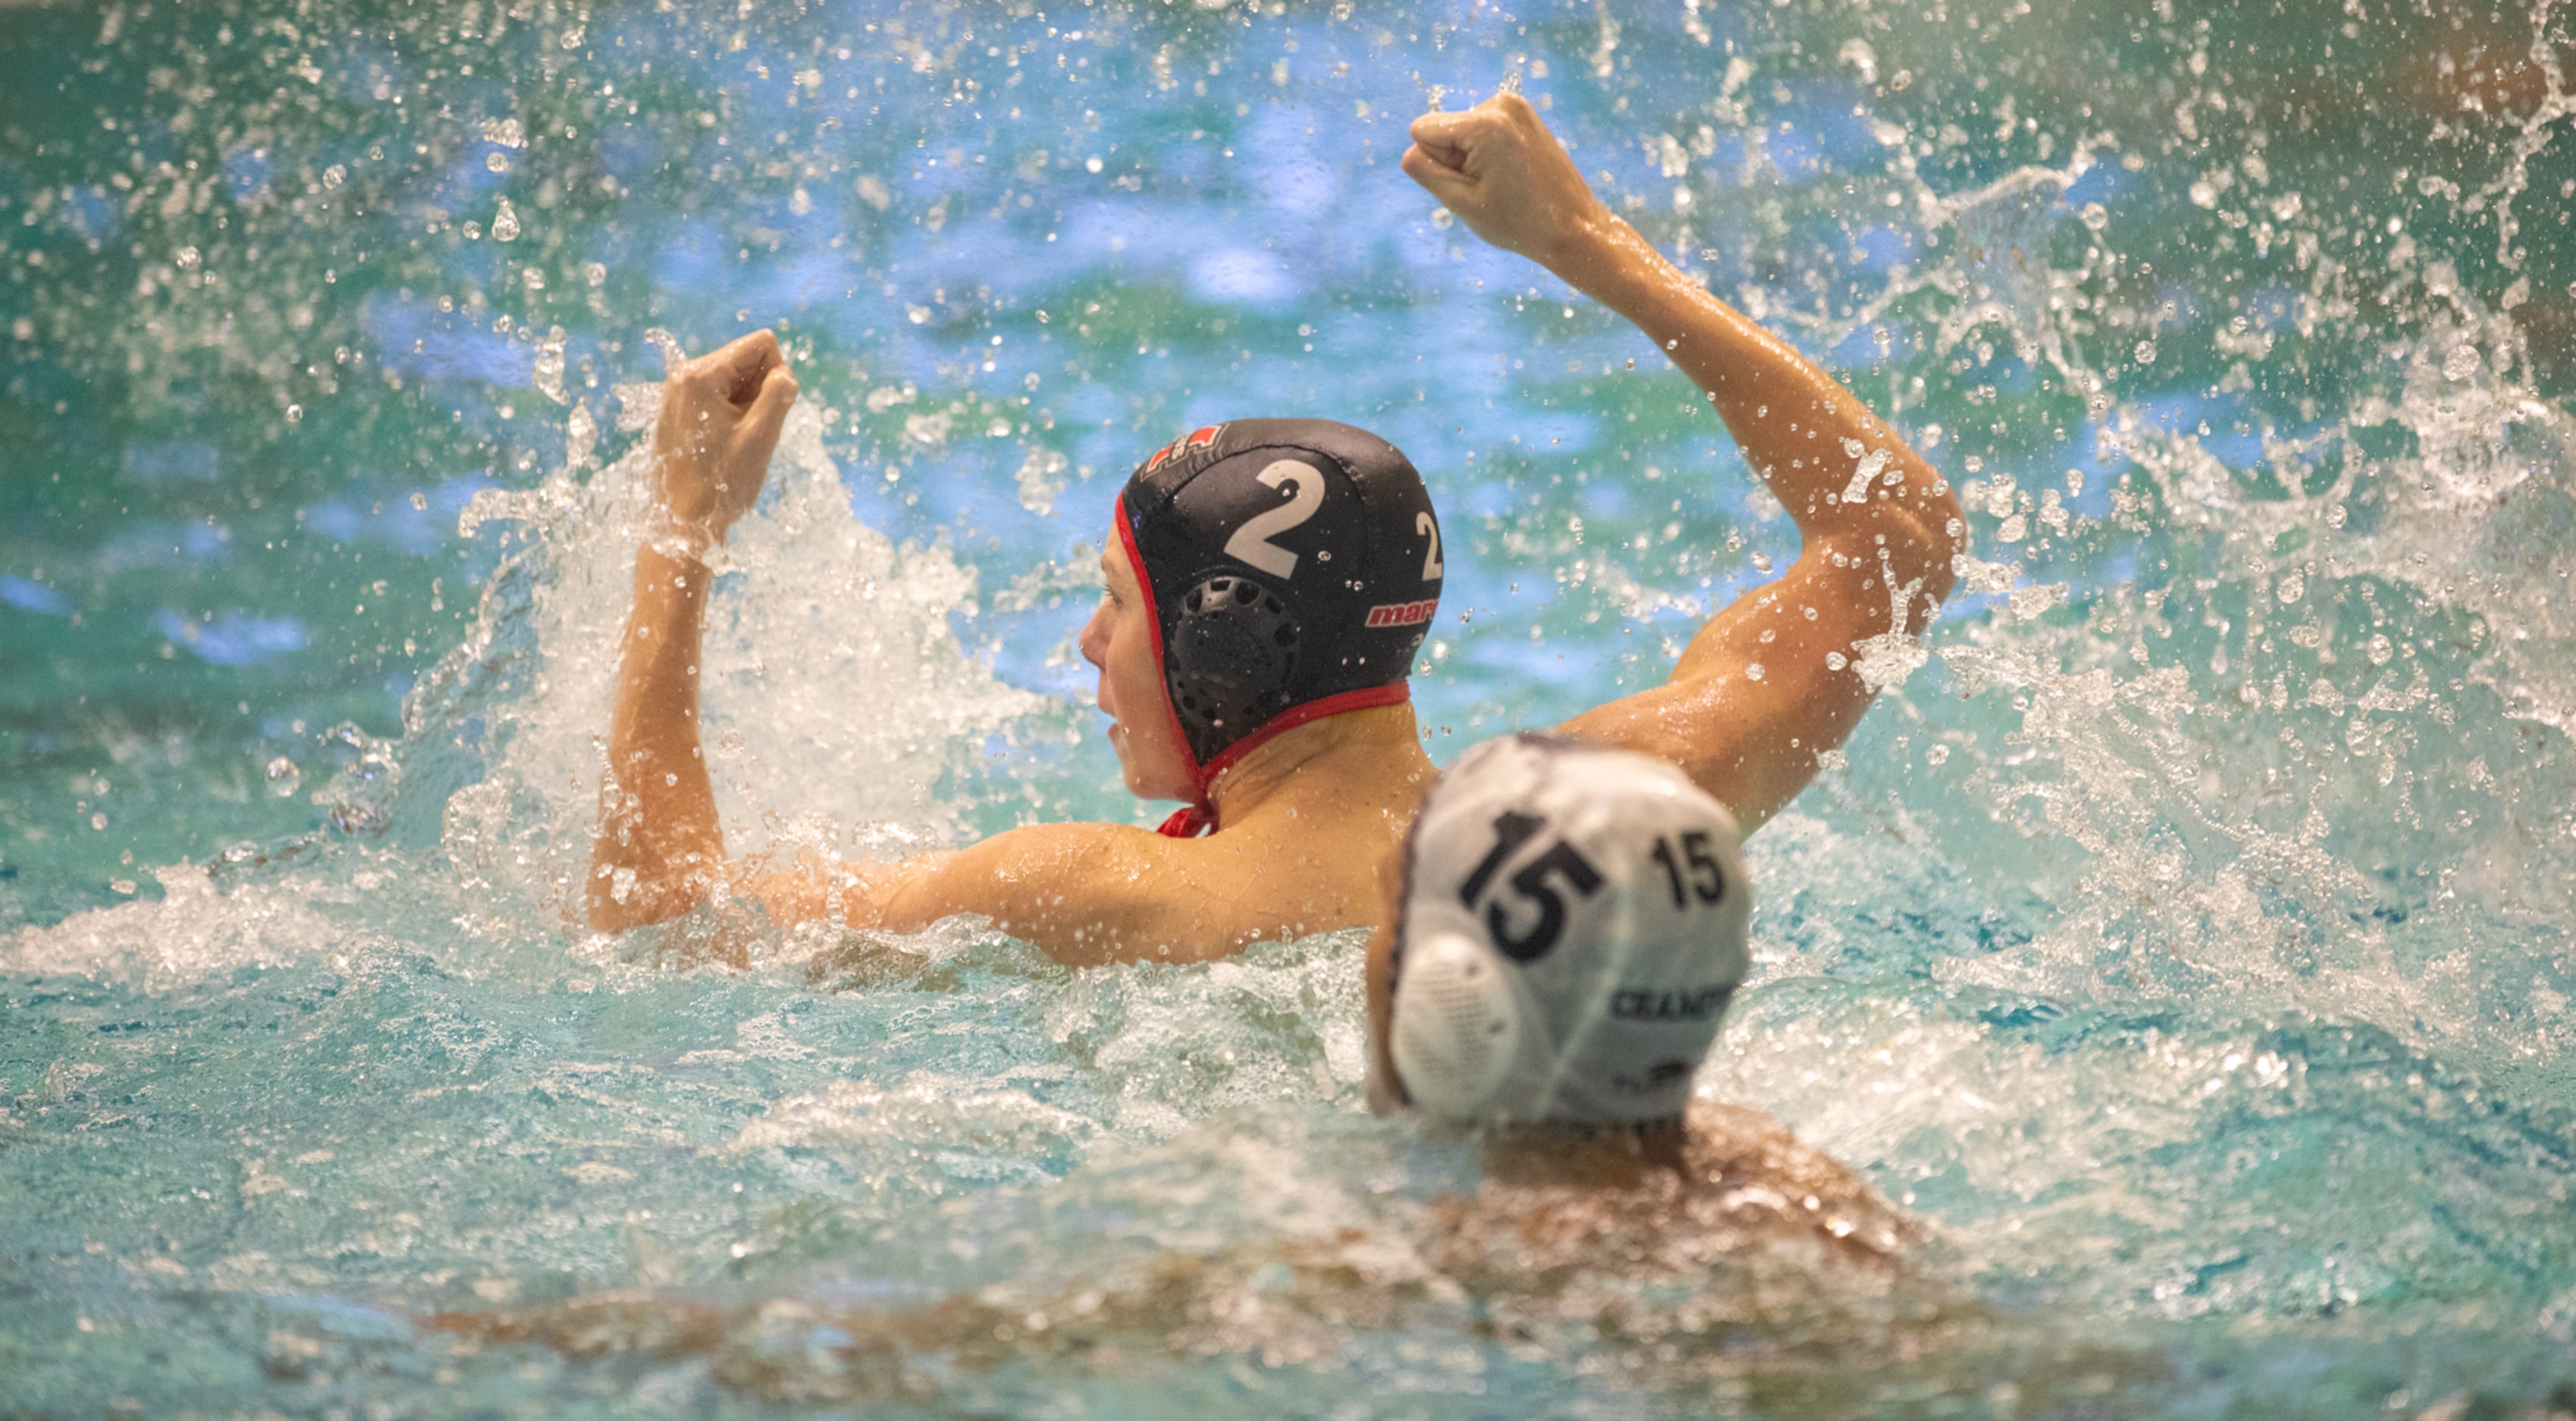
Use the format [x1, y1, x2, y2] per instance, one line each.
[1389, 930, 1527, 1120]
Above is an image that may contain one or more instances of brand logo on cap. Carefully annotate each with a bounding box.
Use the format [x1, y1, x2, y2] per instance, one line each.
[1143, 424, 1226, 474]
[1364, 599, 1437, 629]
[1608, 985, 1735, 1022]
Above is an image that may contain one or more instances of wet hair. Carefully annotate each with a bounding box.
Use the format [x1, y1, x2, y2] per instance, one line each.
[1115, 418, 1443, 833]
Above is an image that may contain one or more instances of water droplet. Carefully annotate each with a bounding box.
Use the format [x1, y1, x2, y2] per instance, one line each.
[566, 403, 598, 470]
[486, 150, 510, 173]
[2276, 573, 2304, 605]
[491, 198, 521, 242]
[642, 328, 686, 375]
[1997, 514, 2028, 543]
[284, 404, 303, 424]
[2133, 340, 2158, 365]
[1745, 663, 1766, 681]
[409, 491, 427, 511]
[533, 330, 566, 403]
[266, 757, 301, 797]
[1430, 207, 1455, 229]
[174, 246, 200, 270]
[1085, 156, 1104, 173]
[2441, 343, 2481, 381]
[2367, 633, 2394, 666]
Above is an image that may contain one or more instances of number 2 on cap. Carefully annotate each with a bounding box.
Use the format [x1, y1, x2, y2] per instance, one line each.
[1223, 459, 1324, 579]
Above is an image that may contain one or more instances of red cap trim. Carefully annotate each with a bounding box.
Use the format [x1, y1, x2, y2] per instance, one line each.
[1195, 681, 1412, 789]
[1156, 681, 1414, 838]
[1113, 489, 1201, 794]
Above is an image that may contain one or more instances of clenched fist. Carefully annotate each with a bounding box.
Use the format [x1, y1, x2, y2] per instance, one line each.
[650, 329, 800, 547]
[1400, 92, 1608, 270]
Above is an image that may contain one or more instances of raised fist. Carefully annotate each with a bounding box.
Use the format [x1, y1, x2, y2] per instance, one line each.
[1400, 92, 1608, 269]
[650, 328, 800, 545]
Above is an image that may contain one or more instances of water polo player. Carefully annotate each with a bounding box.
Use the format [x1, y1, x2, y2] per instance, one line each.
[587, 88, 1963, 962]
[443, 740, 1916, 1379]
[1352, 730, 1909, 1252]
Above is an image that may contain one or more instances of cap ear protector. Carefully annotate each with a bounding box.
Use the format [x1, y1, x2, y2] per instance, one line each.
[1389, 930, 1527, 1120]
[1167, 574, 1302, 745]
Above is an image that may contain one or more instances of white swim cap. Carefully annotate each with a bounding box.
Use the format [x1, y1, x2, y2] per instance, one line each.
[1388, 735, 1752, 1127]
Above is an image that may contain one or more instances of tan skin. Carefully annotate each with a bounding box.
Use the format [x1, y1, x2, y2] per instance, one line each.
[589, 92, 1962, 965]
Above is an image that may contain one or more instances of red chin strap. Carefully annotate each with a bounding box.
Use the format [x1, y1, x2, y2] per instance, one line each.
[1153, 681, 1414, 838]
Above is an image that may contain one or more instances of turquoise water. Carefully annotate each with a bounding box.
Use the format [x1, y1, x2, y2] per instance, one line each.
[7, 0, 2576, 1413]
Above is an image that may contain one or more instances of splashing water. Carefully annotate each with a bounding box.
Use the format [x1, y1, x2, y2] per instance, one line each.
[5, 0, 2576, 1413]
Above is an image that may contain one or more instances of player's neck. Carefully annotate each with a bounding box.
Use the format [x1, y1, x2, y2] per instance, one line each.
[1206, 703, 1434, 825]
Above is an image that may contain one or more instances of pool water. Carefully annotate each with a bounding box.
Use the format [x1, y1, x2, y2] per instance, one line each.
[7, 0, 2576, 1413]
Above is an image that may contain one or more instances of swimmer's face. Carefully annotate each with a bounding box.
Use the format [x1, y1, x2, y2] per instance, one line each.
[1362, 838, 1406, 1115]
[1080, 531, 1196, 801]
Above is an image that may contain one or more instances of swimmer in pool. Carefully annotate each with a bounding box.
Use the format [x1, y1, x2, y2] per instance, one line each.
[589, 89, 1962, 962]
[441, 744, 1934, 1388]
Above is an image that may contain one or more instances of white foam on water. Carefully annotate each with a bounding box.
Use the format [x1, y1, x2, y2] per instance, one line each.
[0, 863, 350, 988]
[436, 381, 1053, 928]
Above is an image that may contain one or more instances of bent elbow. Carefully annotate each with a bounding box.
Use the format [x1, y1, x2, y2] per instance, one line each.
[1867, 518, 1958, 614]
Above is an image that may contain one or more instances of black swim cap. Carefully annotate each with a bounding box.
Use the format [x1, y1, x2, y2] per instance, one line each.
[1114, 418, 1444, 834]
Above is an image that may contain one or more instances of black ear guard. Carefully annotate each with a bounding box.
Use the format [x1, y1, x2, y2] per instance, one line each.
[1168, 575, 1303, 745]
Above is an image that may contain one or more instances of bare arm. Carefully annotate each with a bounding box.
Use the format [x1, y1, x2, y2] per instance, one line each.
[588, 331, 798, 933]
[738, 818, 1350, 967]
[1402, 95, 1963, 829]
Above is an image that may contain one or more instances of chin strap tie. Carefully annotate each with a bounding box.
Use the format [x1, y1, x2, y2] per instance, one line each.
[1156, 804, 1216, 839]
